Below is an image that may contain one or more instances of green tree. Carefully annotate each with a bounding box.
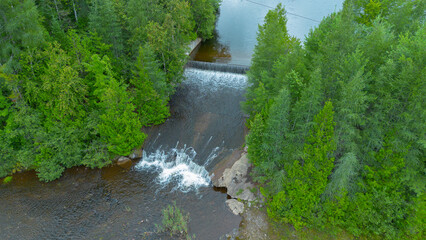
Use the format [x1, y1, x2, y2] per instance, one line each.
[86, 54, 146, 156]
[0, 0, 46, 73]
[289, 69, 325, 159]
[0, 103, 44, 177]
[245, 1, 425, 237]
[34, 123, 85, 181]
[0, 71, 12, 129]
[358, 0, 383, 26]
[130, 45, 170, 126]
[89, 0, 124, 57]
[244, 4, 297, 116]
[269, 101, 336, 229]
[304, 5, 359, 100]
[188, 0, 219, 39]
[334, 50, 368, 158]
[126, 0, 164, 52]
[24, 42, 88, 124]
[249, 4, 294, 81]
[145, 0, 196, 85]
[358, 19, 395, 73]
[347, 137, 412, 239]
[249, 88, 291, 190]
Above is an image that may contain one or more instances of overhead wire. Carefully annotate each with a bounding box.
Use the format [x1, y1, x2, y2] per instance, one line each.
[244, 0, 320, 23]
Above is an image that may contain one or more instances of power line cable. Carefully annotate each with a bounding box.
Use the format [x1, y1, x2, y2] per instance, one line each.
[245, 0, 320, 23]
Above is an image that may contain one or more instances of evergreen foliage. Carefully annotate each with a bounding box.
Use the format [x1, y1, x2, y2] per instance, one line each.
[245, 1, 425, 238]
[0, 0, 220, 181]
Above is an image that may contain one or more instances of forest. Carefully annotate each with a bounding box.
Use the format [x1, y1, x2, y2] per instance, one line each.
[0, 0, 220, 181]
[244, 0, 424, 239]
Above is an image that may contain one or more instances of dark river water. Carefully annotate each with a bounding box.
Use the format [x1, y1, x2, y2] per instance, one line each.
[193, 0, 344, 65]
[1, 1, 344, 239]
[0, 69, 247, 240]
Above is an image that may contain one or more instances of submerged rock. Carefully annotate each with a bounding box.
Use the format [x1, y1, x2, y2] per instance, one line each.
[128, 148, 143, 159]
[226, 199, 244, 215]
[117, 156, 132, 168]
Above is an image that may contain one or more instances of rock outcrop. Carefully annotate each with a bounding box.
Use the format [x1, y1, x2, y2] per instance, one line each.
[213, 152, 257, 215]
[214, 153, 256, 202]
[226, 199, 244, 215]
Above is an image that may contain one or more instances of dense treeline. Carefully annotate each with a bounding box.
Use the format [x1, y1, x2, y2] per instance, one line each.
[0, 0, 220, 181]
[244, 0, 424, 239]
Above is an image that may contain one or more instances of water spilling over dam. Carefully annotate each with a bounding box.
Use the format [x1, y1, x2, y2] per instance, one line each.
[0, 67, 247, 240]
[186, 60, 250, 74]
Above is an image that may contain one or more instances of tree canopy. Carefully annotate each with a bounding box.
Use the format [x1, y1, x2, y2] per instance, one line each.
[245, 1, 425, 239]
[0, 0, 221, 181]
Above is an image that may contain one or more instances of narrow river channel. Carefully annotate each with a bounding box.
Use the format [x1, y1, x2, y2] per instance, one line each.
[0, 1, 343, 239]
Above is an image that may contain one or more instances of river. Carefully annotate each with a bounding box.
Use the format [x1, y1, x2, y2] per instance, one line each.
[0, 1, 343, 239]
[193, 0, 343, 65]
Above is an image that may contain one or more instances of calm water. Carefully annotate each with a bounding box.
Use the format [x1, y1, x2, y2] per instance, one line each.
[193, 0, 344, 65]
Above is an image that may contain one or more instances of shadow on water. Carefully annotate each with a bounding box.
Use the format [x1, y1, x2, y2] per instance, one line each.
[191, 29, 232, 64]
[0, 68, 247, 240]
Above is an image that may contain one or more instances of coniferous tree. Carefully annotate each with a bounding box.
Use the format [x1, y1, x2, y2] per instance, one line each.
[269, 101, 336, 229]
[244, 4, 297, 117]
[130, 45, 170, 126]
[86, 54, 145, 156]
[0, 0, 46, 73]
[25, 42, 88, 124]
[245, 1, 424, 237]
[347, 136, 412, 239]
[88, 0, 124, 57]
[188, 0, 219, 39]
[254, 88, 291, 190]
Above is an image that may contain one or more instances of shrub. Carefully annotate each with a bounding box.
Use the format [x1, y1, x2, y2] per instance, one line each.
[3, 176, 12, 184]
[156, 201, 194, 239]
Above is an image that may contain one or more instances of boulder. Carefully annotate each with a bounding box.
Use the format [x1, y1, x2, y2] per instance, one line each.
[214, 153, 256, 201]
[129, 148, 143, 159]
[117, 156, 132, 168]
[227, 181, 256, 201]
[226, 199, 244, 215]
[216, 154, 249, 187]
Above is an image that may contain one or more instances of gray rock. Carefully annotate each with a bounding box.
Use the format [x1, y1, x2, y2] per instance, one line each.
[215, 168, 231, 188]
[214, 153, 256, 201]
[117, 156, 132, 168]
[128, 148, 143, 159]
[216, 154, 249, 187]
[227, 180, 256, 201]
[226, 199, 244, 215]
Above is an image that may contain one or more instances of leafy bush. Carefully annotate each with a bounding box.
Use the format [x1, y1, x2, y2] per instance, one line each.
[3, 176, 12, 184]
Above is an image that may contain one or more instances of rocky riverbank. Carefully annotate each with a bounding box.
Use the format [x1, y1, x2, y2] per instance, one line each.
[211, 149, 283, 239]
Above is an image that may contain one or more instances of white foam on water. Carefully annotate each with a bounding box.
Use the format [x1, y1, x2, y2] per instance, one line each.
[135, 146, 214, 192]
[184, 68, 247, 93]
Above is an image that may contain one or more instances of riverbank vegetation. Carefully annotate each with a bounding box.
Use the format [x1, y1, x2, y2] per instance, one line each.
[0, 0, 220, 181]
[156, 201, 193, 240]
[244, 0, 424, 239]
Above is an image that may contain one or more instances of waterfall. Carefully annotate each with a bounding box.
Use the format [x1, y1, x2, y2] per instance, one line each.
[136, 68, 247, 193]
[186, 60, 250, 74]
[183, 68, 247, 94]
[135, 145, 220, 193]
